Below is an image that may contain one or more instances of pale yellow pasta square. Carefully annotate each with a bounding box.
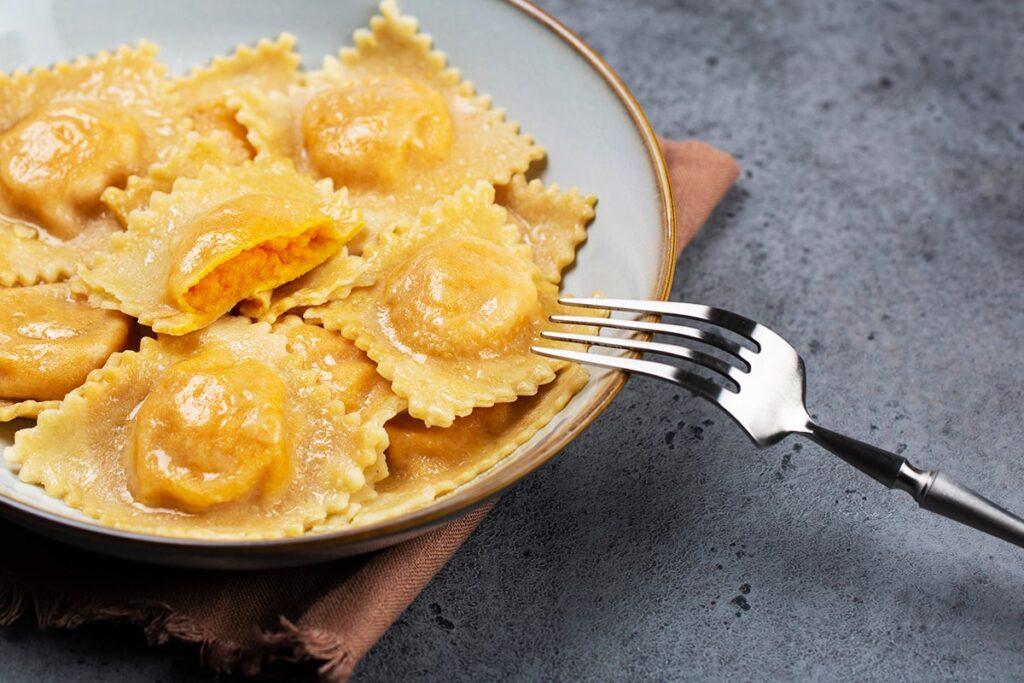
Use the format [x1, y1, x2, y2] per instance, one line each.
[273, 315, 406, 515]
[496, 174, 596, 284]
[101, 130, 250, 226]
[235, 0, 544, 242]
[5, 318, 386, 539]
[0, 283, 132, 421]
[306, 181, 587, 428]
[172, 34, 302, 159]
[349, 365, 589, 527]
[0, 43, 189, 242]
[78, 158, 363, 335]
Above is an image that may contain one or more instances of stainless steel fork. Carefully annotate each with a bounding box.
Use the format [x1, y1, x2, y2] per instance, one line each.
[533, 297, 1024, 549]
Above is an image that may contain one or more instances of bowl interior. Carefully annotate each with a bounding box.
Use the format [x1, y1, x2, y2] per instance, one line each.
[0, 0, 671, 564]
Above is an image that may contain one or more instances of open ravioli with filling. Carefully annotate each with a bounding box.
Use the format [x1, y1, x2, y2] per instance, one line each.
[234, 0, 543, 319]
[5, 318, 387, 538]
[237, 240, 365, 323]
[0, 43, 188, 242]
[0, 283, 132, 421]
[307, 181, 586, 428]
[78, 157, 363, 335]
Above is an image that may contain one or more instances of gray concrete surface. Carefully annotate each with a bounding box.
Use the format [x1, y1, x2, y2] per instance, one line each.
[2, 0, 1023, 680]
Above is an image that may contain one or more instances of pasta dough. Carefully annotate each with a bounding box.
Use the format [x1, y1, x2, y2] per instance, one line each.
[78, 158, 363, 334]
[0, 43, 188, 241]
[307, 182, 584, 428]
[274, 315, 406, 517]
[172, 34, 302, 159]
[351, 365, 589, 526]
[0, 220, 80, 288]
[6, 318, 387, 538]
[0, 283, 132, 420]
[496, 174, 596, 284]
[101, 131, 250, 226]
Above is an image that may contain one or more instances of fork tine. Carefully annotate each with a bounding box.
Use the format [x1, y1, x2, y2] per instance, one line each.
[531, 346, 727, 403]
[560, 297, 762, 349]
[549, 314, 753, 368]
[540, 330, 738, 383]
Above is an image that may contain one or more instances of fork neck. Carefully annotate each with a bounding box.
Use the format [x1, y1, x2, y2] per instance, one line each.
[804, 421, 910, 491]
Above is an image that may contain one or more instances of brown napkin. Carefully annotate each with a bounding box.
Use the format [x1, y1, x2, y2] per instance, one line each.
[0, 138, 738, 681]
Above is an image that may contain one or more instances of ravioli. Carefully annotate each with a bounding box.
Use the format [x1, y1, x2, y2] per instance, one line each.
[0, 43, 188, 242]
[101, 131, 250, 226]
[307, 182, 585, 428]
[233, 0, 543, 315]
[237, 245, 365, 323]
[172, 34, 302, 159]
[0, 220, 77, 287]
[78, 158, 363, 335]
[351, 365, 589, 526]
[273, 315, 406, 516]
[5, 318, 386, 538]
[0, 283, 132, 421]
[496, 174, 596, 284]
[273, 316, 405, 422]
[0, 3, 604, 537]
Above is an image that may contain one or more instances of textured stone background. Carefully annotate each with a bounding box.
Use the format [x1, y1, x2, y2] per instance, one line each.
[2, 0, 1023, 680]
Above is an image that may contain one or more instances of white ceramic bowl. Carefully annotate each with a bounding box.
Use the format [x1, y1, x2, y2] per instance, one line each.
[0, 0, 674, 568]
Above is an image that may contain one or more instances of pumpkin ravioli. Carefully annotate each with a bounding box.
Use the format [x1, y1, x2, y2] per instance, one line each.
[496, 174, 596, 284]
[306, 182, 586, 428]
[0, 2, 603, 537]
[5, 318, 386, 538]
[78, 158, 363, 335]
[348, 365, 589, 526]
[0, 283, 132, 421]
[101, 130, 250, 226]
[273, 315, 406, 516]
[172, 33, 302, 159]
[238, 1, 542, 235]
[234, 0, 543, 317]
[0, 42, 189, 242]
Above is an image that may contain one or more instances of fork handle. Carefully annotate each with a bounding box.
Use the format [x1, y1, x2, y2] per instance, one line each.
[805, 423, 1024, 549]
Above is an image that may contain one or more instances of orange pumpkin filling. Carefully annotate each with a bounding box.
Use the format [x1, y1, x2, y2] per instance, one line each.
[382, 236, 540, 358]
[301, 76, 453, 188]
[0, 101, 145, 238]
[0, 283, 131, 401]
[169, 193, 344, 315]
[129, 349, 291, 512]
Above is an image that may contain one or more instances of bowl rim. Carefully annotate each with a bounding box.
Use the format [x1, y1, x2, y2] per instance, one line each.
[0, 0, 677, 554]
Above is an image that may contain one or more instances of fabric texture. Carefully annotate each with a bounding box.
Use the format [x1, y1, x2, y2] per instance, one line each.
[0, 138, 738, 681]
